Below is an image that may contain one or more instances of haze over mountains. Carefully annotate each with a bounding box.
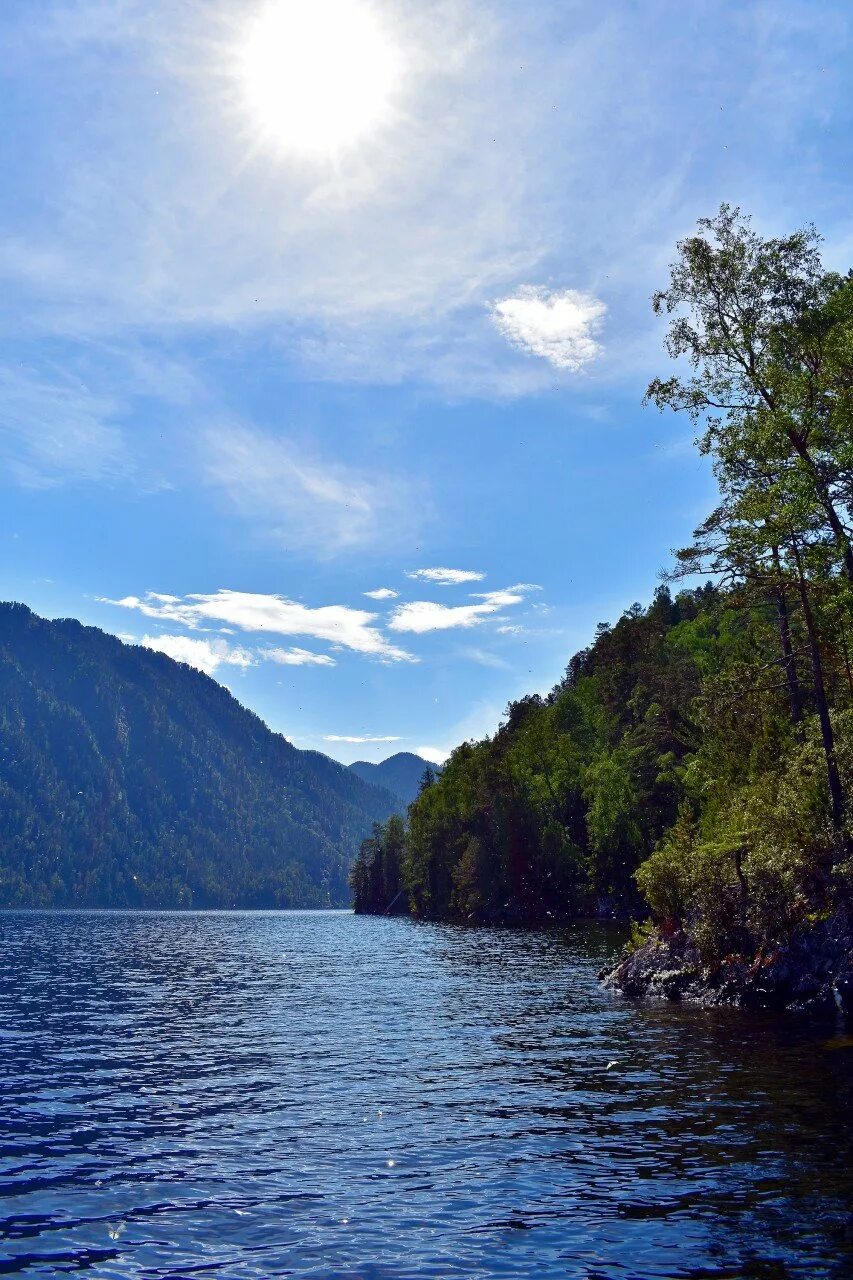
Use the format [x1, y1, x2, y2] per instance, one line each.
[0, 603, 399, 909]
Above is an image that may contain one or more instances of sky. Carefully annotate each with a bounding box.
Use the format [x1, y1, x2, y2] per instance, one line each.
[1, 0, 852, 766]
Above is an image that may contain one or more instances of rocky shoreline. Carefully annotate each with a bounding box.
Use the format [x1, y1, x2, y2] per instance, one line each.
[601, 910, 853, 1018]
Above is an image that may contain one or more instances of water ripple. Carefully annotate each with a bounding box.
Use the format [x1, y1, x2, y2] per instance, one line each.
[0, 911, 851, 1278]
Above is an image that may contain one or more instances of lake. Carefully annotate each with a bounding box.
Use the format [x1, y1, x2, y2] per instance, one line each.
[1, 910, 851, 1278]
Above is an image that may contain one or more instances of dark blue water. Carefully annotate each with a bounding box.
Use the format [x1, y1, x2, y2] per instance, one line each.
[1, 912, 851, 1279]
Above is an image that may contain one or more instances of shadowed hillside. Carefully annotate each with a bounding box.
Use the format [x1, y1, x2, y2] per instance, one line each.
[0, 603, 397, 908]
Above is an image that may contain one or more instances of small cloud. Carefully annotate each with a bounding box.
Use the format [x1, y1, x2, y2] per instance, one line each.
[406, 567, 484, 586]
[459, 647, 510, 669]
[496, 624, 524, 635]
[264, 646, 336, 667]
[364, 587, 399, 600]
[471, 588, 532, 607]
[389, 586, 532, 634]
[142, 633, 255, 676]
[324, 734, 404, 744]
[490, 287, 606, 371]
[416, 745, 450, 766]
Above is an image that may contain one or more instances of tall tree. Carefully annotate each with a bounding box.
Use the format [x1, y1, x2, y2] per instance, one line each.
[646, 205, 853, 583]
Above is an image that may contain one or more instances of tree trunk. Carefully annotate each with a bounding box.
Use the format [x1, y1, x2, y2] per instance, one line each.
[840, 622, 853, 701]
[771, 548, 804, 741]
[787, 434, 853, 584]
[733, 844, 748, 924]
[791, 543, 847, 847]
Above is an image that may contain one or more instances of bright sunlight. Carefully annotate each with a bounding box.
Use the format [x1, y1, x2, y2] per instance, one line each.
[236, 0, 402, 159]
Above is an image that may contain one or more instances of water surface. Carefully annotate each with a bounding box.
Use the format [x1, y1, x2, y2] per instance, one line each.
[1, 911, 851, 1278]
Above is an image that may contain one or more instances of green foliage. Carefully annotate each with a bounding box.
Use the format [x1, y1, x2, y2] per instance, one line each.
[365, 585, 719, 925]
[355, 212, 853, 953]
[0, 604, 397, 908]
[626, 918, 657, 954]
[350, 814, 408, 914]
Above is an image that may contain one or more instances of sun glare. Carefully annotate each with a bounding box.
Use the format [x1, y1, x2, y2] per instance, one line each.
[237, 0, 402, 159]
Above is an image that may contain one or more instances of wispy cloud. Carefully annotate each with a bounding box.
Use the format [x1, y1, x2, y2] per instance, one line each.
[264, 646, 336, 667]
[142, 633, 254, 676]
[0, 363, 127, 489]
[0, 0, 544, 389]
[406, 567, 484, 586]
[105, 588, 415, 662]
[458, 646, 511, 669]
[389, 587, 531, 634]
[0, 0, 691, 401]
[490, 288, 606, 372]
[324, 734, 403, 744]
[202, 424, 423, 554]
[2, 0, 846, 401]
[364, 587, 399, 600]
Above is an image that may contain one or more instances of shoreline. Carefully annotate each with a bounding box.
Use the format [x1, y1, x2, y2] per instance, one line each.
[601, 909, 853, 1018]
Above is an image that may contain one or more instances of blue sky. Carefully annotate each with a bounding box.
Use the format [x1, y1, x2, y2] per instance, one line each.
[2, 0, 852, 764]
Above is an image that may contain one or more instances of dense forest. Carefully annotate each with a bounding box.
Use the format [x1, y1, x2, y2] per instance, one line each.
[353, 206, 853, 966]
[0, 604, 397, 908]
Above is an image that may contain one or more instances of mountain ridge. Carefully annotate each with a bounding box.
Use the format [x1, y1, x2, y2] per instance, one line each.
[0, 601, 398, 908]
[348, 751, 441, 808]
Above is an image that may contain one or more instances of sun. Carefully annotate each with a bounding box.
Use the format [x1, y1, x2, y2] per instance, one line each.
[236, 0, 402, 159]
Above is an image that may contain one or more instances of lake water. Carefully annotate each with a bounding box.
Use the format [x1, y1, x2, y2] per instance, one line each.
[1, 911, 851, 1279]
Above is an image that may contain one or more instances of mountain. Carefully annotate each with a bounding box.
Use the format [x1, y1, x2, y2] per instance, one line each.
[348, 752, 441, 808]
[0, 603, 398, 909]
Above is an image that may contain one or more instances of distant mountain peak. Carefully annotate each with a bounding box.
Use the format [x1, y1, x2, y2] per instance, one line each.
[348, 752, 442, 808]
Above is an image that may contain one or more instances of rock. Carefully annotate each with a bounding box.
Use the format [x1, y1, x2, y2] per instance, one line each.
[602, 909, 853, 1018]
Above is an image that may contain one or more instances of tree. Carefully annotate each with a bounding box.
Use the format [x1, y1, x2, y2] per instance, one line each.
[646, 205, 853, 583]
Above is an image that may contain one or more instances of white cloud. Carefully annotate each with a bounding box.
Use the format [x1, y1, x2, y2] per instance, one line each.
[264, 646, 336, 667]
[406, 567, 484, 586]
[415, 745, 450, 766]
[490, 288, 606, 371]
[202, 424, 423, 554]
[389, 587, 528, 634]
[106, 589, 415, 662]
[142, 633, 254, 676]
[389, 600, 493, 634]
[324, 734, 403, 744]
[364, 587, 399, 600]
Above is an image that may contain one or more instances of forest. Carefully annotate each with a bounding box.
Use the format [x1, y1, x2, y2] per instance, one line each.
[352, 206, 853, 965]
[0, 603, 397, 908]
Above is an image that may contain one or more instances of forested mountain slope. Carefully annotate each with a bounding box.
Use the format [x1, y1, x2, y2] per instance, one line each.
[0, 603, 396, 908]
[353, 584, 722, 923]
[348, 753, 440, 807]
